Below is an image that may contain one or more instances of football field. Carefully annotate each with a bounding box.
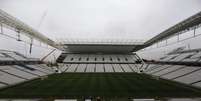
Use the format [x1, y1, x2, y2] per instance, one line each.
[0, 73, 201, 98]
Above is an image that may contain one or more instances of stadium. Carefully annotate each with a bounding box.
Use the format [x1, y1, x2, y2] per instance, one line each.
[0, 0, 201, 101]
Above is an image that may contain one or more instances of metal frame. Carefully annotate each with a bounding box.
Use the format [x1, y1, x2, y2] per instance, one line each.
[133, 11, 201, 51]
[0, 9, 60, 49]
[1, 9, 201, 53]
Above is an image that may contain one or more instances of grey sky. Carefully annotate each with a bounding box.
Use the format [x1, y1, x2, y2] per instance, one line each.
[1, 0, 201, 41]
[0, 0, 201, 60]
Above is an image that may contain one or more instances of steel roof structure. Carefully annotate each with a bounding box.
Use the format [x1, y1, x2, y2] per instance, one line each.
[1, 9, 201, 53]
[0, 9, 59, 49]
[133, 11, 201, 51]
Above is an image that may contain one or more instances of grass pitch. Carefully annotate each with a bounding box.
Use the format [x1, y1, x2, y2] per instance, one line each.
[0, 73, 201, 98]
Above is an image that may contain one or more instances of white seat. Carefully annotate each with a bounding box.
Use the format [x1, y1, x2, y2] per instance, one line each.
[146, 65, 163, 74]
[120, 64, 133, 72]
[104, 64, 114, 72]
[95, 64, 104, 72]
[35, 64, 54, 74]
[14, 65, 45, 76]
[63, 54, 74, 62]
[0, 66, 37, 79]
[0, 53, 14, 61]
[174, 68, 201, 84]
[65, 64, 78, 72]
[112, 64, 123, 72]
[86, 64, 95, 72]
[6, 53, 27, 61]
[162, 66, 198, 79]
[60, 64, 70, 72]
[128, 64, 138, 72]
[0, 71, 25, 85]
[169, 52, 196, 62]
[154, 65, 184, 76]
[27, 65, 50, 74]
[76, 64, 87, 72]
[160, 54, 179, 61]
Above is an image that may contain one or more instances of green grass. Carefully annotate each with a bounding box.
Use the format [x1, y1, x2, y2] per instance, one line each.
[0, 73, 201, 98]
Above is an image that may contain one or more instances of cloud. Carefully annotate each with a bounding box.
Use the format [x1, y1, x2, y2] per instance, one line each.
[0, 0, 201, 58]
[1, 0, 201, 40]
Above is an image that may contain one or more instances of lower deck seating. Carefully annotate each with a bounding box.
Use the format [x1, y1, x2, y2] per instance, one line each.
[0, 71, 24, 85]
[143, 48, 201, 88]
[61, 64, 141, 73]
[0, 64, 54, 89]
[144, 64, 201, 88]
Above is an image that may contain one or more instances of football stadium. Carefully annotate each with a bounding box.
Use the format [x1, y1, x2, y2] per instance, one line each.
[0, 0, 201, 101]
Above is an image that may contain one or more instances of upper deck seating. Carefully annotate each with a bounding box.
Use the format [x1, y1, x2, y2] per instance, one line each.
[62, 53, 139, 63]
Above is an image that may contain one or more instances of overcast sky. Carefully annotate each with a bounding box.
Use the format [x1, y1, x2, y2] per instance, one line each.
[0, 0, 201, 60]
[1, 0, 201, 41]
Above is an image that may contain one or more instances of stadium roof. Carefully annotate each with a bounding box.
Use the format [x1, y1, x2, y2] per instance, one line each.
[59, 38, 145, 53]
[1, 9, 201, 53]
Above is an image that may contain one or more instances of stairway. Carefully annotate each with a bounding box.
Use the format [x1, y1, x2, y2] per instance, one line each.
[56, 53, 67, 63]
